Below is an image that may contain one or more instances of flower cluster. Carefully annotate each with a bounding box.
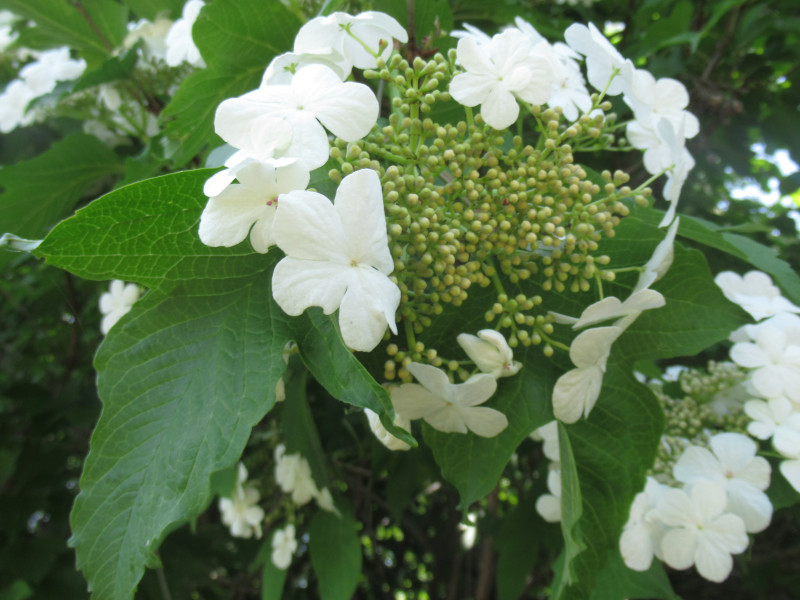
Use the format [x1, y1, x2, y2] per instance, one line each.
[274, 444, 336, 513]
[218, 463, 265, 539]
[200, 11, 699, 440]
[98, 280, 141, 335]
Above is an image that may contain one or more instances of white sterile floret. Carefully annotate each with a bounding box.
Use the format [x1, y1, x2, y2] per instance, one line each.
[270, 524, 297, 570]
[745, 397, 800, 458]
[19, 47, 87, 96]
[165, 0, 205, 67]
[274, 444, 318, 505]
[199, 158, 309, 253]
[456, 329, 522, 378]
[364, 408, 412, 451]
[653, 480, 748, 583]
[219, 463, 265, 539]
[530, 420, 560, 462]
[99, 280, 141, 334]
[293, 11, 408, 70]
[391, 362, 508, 437]
[215, 64, 378, 170]
[620, 477, 669, 571]
[0, 80, 37, 133]
[552, 325, 623, 423]
[673, 433, 772, 533]
[535, 467, 562, 523]
[449, 29, 554, 130]
[624, 68, 699, 138]
[730, 325, 800, 402]
[634, 217, 680, 291]
[271, 169, 400, 353]
[262, 49, 351, 86]
[570, 289, 665, 330]
[450, 22, 492, 45]
[564, 22, 633, 96]
[714, 270, 800, 321]
[125, 16, 173, 60]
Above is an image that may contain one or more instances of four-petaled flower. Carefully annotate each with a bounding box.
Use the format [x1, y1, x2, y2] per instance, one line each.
[219, 463, 265, 539]
[270, 524, 297, 570]
[391, 362, 508, 437]
[457, 329, 522, 378]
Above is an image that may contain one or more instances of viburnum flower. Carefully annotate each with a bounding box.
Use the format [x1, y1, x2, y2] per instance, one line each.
[364, 408, 412, 451]
[564, 22, 633, 96]
[271, 169, 400, 353]
[293, 11, 408, 70]
[198, 158, 310, 253]
[624, 68, 700, 138]
[99, 280, 141, 334]
[165, 0, 205, 67]
[568, 289, 665, 330]
[620, 477, 669, 571]
[270, 524, 297, 570]
[215, 64, 378, 170]
[0, 80, 36, 133]
[653, 481, 748, 582]
[262, 49, 351, 86]
[552, 325, 623, 423]
[535, 467, 562, 523]
[449, 28, 554, 129]
[274, 444, 318, 506]
[673, 433, 772, 533]
[730, 324, 800, 402]
[19, 47, 86, 96]
[634, 217, 680, 291]
[779, 459, 800, 493]
[456, 329, 522, 378]
[391, 362, 508, 437]
[745, 396, 800, 457]
[124, 15, 173, 60]
[715, 270, 800, 321]
[218, 463, 265, 539]
[530, 420, 560, 462]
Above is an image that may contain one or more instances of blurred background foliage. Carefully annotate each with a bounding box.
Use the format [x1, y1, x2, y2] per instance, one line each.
[1, 0, 799, 598]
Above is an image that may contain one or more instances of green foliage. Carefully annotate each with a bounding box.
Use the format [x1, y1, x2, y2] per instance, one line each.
[309, 507, 362, 600]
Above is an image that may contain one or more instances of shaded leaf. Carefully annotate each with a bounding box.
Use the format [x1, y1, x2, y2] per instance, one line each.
[309, 504, 362, 600]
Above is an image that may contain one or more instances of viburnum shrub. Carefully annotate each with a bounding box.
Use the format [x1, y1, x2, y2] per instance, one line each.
[2, 1, 799, 598]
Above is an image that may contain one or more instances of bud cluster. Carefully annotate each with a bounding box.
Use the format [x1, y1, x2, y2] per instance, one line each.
[328, 53, 639, 377]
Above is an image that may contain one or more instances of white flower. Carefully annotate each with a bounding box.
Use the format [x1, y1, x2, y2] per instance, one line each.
[165, 0, 205, 67]
[730, 325, 800, 402]
[673, 433, 772, 533]
[552, 326, 623, 423]
[654, 481, 748, 583]
[715, 271, 800, 321]
[456, 329, 522, 378]
[745, 397, 800, 458]
[0, 80, 36, 133]
[19, 47, 86, 96]
[450, 22, 492, 46]
[634, 217, 680, 291]
[570, 289, 665, 330]
[274, 444, 318, 505]
[270, 524, 297, 570]
[391, 362, 508, 437]
[293, 11, 408, 70]
[99, 280, 141, 334]
[530, 420, 560, 462]
[271, 169, 400, 352]
[564, 22, 633, 96]
[315, 487, 339, 515]
[262, 49, 351, 86]
[219, 463, 265, 539]
[620, 477, 669, 571]
[215, 64, 378, 169]
[779, 459, 800, 493]
[199, 158, 309, 253]
[535, 467, 562, 523]
[449, 29, 554, 129]
[125, 16, 173, 60]
[624, 68, 699, 138]
[365, 408, 412, 451]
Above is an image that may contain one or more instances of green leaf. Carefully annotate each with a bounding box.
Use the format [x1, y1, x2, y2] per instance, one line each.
[633, 208, 800, 306]
[72, 46, 139, 92]
[160, 0, 302, 165]
[590, 549, 680, 600]
[0, 132, 122, 267]
[496, 495, 543, 600]
[309, 504, 362, 600]
[556, 422, 586, 593]
[424, 344, 555, 507]
[373, 0, 455, 49]
[69, 253, 290, 600]
[121, 0, 186, 20]
[259, 534, 288, 600]
[34, 169, 253, 289]
[0, 0, 126, 66]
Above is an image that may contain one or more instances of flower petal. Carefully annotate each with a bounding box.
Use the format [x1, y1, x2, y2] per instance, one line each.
[271, 258, 350, 316]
